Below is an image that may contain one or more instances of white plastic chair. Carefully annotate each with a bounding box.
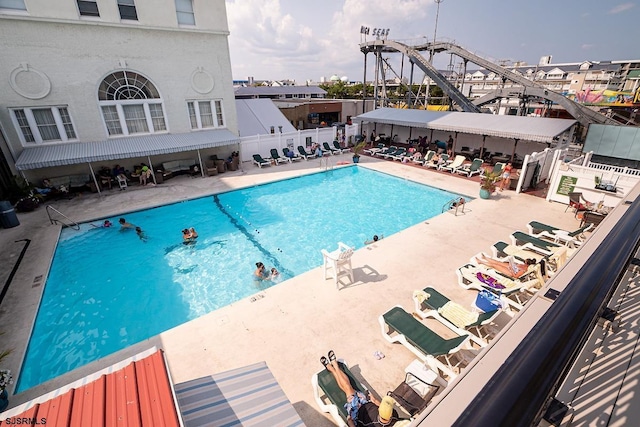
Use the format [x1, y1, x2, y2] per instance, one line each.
[321, 242, 354, 288]
[116, 175, 128, 190]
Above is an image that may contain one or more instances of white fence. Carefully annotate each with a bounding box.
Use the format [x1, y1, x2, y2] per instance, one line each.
[238, 124, 360, 163]
[515, 148, 560, 193]
[546, 158, 640, 207]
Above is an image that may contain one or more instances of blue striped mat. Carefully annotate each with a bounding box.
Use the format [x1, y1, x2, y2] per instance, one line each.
[174, 361, 305, 426]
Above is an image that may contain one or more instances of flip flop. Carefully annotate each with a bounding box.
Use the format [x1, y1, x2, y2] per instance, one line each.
[320, 356, 329, 368]
[328, 350, 336, 362]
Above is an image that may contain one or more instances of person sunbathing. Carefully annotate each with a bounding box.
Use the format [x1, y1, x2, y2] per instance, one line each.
[476, 254, 536, 278]
[320, 350, 400, 426]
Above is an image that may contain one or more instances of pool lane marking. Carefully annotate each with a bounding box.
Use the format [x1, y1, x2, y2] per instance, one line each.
[213, 195, 291, 277]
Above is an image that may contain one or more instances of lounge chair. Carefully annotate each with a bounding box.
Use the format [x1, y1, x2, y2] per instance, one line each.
[419, 150, 435, 167]
[312, 360, 367, 426]
[297, 145, 316, 160]
[492, 240, 568, 273]
[413, 287, 501, 347]
[455, 158, 483, 177]
[492, 162, 506, 175]
[425, 153, 448, 169]
[379, 305, 472, 380]
[375, 145, 396, 157]
[270, 148, 290, 164]
[455, 263, 539, 311]
[440, 155, 466, 173]
[510, 231, 564, 255]
[381, 147, 403, 159]
[404, 152, 423, 164]
[470, 252, 546, 285]
[388, 148, 408, 161]
[364, 143, 385, 155]
[527, 221, 593, 247]
[252, 154, 271, 168]
[282, 147, 302, 161]
[332, 140, 347, 154]
[322, 142, 340, 155]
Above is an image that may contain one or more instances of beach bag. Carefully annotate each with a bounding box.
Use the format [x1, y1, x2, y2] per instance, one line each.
[475, 290, 502, 312]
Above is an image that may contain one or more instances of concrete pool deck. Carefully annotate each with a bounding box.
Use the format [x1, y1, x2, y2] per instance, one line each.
[0, 153, 582, 424]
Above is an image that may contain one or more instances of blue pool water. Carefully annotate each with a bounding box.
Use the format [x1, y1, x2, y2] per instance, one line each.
[17, 166, 465, 392]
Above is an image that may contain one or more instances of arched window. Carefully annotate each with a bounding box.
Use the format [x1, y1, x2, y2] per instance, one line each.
[98, 71, 166, 136]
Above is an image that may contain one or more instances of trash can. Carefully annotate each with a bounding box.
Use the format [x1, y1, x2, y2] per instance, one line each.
[0, 200, 20, 228]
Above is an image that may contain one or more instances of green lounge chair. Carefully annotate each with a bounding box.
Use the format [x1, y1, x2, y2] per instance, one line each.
[252, 154, 271, 168]
[456, 158, 484, 177]
[455, 263, 535, 312]
[527, 221, 592, 246]
[492, 162, 506, 174]
[379, 305, 471, 379]
[269, 148, 290, 164]
[297, 145, 316, 160]
[322, 142, 340, 155]
[510, 231, 562, 255]
[413, 287, 501, 347]
[332, 140, 347, 154]
[282, 147, 302, 161]
[312, 360, 367, 426]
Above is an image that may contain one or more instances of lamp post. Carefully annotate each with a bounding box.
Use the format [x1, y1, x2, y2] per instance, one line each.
[430, 0, 444, 64]
[427, 0, 443, 106]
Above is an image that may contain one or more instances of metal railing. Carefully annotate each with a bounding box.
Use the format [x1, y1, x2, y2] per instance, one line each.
[442, 198, 465, 215]
[46, 205, 80, 230]
[452, 199, 640, 426]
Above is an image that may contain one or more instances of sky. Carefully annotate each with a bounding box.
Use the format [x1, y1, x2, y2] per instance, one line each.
[225, 0, 638, 83]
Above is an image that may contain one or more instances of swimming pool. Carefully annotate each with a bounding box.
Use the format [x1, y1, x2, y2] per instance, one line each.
[17, 166, 466, 392]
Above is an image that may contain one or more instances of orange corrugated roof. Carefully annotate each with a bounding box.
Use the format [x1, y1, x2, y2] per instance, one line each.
[0, 350, 180, 427]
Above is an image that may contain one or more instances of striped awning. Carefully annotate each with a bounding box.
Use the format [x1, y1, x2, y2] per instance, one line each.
[14, 129, 240, 170]
[174, 361, 304, 426]
[352, 108, 577, 143]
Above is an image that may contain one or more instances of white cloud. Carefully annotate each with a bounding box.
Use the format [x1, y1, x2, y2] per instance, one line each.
[582, 44, 595, 50]
[608, 3, 634, 14]
[226, 0, 434, 82]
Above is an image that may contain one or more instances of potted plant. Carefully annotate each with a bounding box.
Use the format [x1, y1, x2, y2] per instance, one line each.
[479, 168, 501, 199]
[352, 141, 366, 163]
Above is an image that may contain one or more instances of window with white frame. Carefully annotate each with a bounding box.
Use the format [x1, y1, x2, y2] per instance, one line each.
[117, 0, 137, 20]
[0, 0, 26, 11]
[11, 106, 77, 144]
[98, 71, 166, 136]
[77, 0, 99, 16]
[175, 0, 195, 25]
[187, 100, 225, 130]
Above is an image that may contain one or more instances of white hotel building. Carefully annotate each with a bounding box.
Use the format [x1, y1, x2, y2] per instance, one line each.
[0, 0, 239, 185]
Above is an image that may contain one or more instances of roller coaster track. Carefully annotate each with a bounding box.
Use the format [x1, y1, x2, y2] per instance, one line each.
[360, 39, 482, 113]
[361, 39, 620, 127]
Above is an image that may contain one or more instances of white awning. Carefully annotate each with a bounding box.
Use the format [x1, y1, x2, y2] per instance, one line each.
[15, 129, 240, 170]
[352, 108, 577, 143]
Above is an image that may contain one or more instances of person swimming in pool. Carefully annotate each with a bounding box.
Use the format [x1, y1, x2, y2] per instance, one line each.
[364, 234, 383, 245]
[136, 226, 148, 242]
[119, 218, 135, 230]
[254, 262, 270, 281]
[182, 227, 198, 245]
[91, 220, 112, 228]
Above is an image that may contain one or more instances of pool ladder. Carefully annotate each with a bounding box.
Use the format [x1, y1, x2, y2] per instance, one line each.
[442, 198, 465, 216]
[46, 205, 80, 230]
[320, 157, 333, 171]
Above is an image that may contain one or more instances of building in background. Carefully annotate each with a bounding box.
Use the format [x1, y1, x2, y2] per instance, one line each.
[0, 0, 239, 188]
